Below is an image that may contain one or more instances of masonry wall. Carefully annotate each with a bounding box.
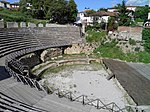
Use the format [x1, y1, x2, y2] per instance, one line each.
[109, 26, 143, 41]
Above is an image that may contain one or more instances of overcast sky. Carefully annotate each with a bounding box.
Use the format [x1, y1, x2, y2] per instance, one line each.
[8, 0, 149, 11]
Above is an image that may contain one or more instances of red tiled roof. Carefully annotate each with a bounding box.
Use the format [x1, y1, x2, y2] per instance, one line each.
[118, 26, 143, 33]
[90, 11, 117, 17]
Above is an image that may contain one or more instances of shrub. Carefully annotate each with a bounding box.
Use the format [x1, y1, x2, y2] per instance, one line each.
[86, 30, 106, 43]
[142, 28, 150, 52]
[134, 47, 140, 52]
[94, 40, 125, 60]
[0, 9, 30, 22]
[129, 38, 136, 45]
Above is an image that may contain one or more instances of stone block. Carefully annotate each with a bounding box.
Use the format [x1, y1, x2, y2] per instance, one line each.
[7, 22, 18, 28]
[20, 22, 26, 27]
[28, 23, 36, 27]
[0, 21, 4, 28]
[45, 23, 51, 27]
[38, 23, 43, 27]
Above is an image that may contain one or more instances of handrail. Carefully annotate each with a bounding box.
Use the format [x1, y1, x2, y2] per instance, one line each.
[5, 47, 142, 112]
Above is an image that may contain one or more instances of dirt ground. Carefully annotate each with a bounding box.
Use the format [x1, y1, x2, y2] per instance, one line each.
[40, 64, 128, 108]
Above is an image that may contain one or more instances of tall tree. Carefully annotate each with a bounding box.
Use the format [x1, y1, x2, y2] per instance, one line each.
[19, 0, 78, 24]
[67, 0, 78, 23]
[98, 8, 107, 12]
[31, 0, 45, 19]
[50, 0, 68, 24]
[134, 5, 149, 22]
[107, 17, 118, 31]
[19, 0, 32, 16]
[117, 0, 132, 26]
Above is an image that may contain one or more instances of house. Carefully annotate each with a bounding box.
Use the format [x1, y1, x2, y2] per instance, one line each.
[75, 10, 117, 26]
[107, 8, 118, 12]
[90, 11, 117, 23]
[75, 11, 93, 25]
[0, 0, 10, 9]
[10, 3, 19, 10]
[108, 6, 138, 13]
[126, 6, 137, 12]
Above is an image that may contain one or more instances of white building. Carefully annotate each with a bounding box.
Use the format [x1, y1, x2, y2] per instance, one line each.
[75, 11, 117, 26]
[126, 6, 137, 12]
[0, 1, 4, 8]
[90, 11, 117, 23]
[0, 0, 10, 9]
[108, 6, 138, 13]
[107, 8, 118, 12]
[75, 12, 93, 25]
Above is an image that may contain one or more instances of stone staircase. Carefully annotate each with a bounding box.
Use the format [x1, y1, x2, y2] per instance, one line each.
[0, 77, 111, 112]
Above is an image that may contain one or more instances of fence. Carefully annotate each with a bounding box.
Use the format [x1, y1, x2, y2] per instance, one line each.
[0, 21, 76, 28]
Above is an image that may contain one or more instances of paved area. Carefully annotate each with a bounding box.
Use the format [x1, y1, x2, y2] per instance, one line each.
[102, 59, 150, 105]
[127, 62, 150, 81]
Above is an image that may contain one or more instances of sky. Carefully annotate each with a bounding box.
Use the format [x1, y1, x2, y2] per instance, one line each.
[8, 0, 149, 11]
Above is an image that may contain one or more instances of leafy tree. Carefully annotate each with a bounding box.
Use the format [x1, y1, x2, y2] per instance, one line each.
[50, 0, 68, 24]
[98, 8, 107, 12]
[19, 0, 77, 24]
[67, 0, 78, 23]
[142, 28, 150, 52]
[107, 17, 118, 31]
[84, 9, 96, 15]
[31, 0, 45, 19]
[19, 0, 29, 13]
[116, 0, 132, 26]
[134, 5, 149, 22]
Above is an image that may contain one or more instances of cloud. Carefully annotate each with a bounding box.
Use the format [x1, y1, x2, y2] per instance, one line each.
[126, 0, 149, 6]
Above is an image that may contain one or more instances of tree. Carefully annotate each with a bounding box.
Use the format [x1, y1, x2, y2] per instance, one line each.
[107, 17, 118, 31]
[142, 28, 150, 52]
[116, 0, 132, 26]
[67, 0, 78, 23]
[50, 0, 68, 24]
[31, 0, 45, 19]
[84, 9, 96, 15]
[134, 5, 149, 22]
[98, 8, 107, 12]
[19, 0, 29, 14]
[19, 0, 77, 24]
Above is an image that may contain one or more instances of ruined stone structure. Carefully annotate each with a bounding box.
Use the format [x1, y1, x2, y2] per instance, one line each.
[64, 43, 97, 55]
[109, 26, 143, 41]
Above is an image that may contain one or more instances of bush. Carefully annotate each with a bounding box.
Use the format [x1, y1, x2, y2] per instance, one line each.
[94, 40, 150, 63]
[0, 9, 30, 22]
[142, 28, 150, 52]
[134, 47, 140, 52]
[94, 40, 125, 60]
[129, 38, 136, 45]
[86, 30, 106, 43]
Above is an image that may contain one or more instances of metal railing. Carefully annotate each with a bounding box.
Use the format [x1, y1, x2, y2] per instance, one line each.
[47, 87, 131, 112]
[5, 47, 148, 112]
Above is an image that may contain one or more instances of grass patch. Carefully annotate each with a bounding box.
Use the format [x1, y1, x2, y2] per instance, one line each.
[94, 40, 150, 63]
[94, 40, 125, 60]
[86, 30, 106, 44]
[0, 9, 30, 22]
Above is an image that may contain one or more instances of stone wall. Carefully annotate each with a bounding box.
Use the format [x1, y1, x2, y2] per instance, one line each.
[40, 48, 63, 62]
[0, 21, 80, 28]
[64, 43, 97, 55]
[108, 26, 143, 41]
[0, 21, 4, 28]
[7, 22, 18, 28]
[19, 53, 41, 68]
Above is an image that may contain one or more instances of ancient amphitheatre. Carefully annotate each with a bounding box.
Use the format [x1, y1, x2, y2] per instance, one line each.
[0, 22, 150, 112]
